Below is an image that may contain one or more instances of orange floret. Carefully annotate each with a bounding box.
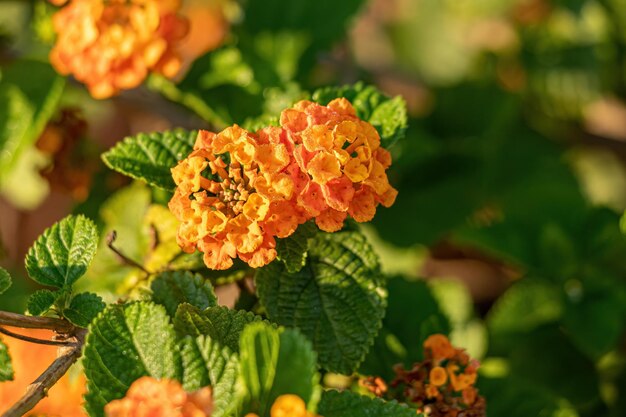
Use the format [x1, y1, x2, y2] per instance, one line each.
[169, 127, 307, 270]
[104, 377, 213, 417]
[423, 334, 456, 361]
[49, 0, 189, 99]
[279, 98, 397, 232]
[245, 394, 319, 417]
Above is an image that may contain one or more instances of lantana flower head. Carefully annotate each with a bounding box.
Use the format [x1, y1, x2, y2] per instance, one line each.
[280, 99, 398, 232]
[245, 394, 319, 417]
[104, 377, 213, 417]
[169, 126, 308, 270]
[50, 0, 189, 98]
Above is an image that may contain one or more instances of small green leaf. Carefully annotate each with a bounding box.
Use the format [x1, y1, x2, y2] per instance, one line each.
[180, 336, 243, 417]
[312, 82, 408, 148]
[151, 271, 217, 317]
[25, 214, 98, 289]
[255, 229, 386, 374]
[27, 289, 56, 316]
[239, 322, 320, 417]
[63, 292, 106, 328]
[101, 129, 196, 191]
[0, 337, 14, 382]
[275, 221, 318, 273]
[174, 304, 267, 353]
[83, 302, 182, 417]
[0, 267, 11, 294]
[317, 390, 417, 417]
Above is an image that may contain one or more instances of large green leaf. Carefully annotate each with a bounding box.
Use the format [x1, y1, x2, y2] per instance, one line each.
[0, 59, 64, 182]
[151, 271, 217, 317]
[239, 322, 320, 417]
[255, 229, 386, 374]
[317, 390, 417, 417]
[275, 221, 318, 273]
[25, 215, 98, 289]
[174, 304, 267, 353]
[83, 302, 182, 417]
[101, 129, 196, 190]
[0, 337, 13, 382]
[312, 83, 408, 148]
[0, 267, 11, 294]
[180, 336, 242, 417]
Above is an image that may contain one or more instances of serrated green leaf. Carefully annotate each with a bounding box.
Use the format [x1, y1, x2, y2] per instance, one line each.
[63, 292, 105, 328]
[101, 129, 196, 190]
[25, 214, 98, 289]
[0, 267, 11, 294]
[27, 289, 56, 316]
[0, 337, 13, 382]
[180, 336, 242, 417]
[275, 221, 318, 273]
[83, 302, 182, 417]
[312, 83, 408, 148]
[0, 59, 64, 182]
[239, 322, 320, 417]
[174, 304, 267, 353]
[317, 390, 417, 417]
[255, 229, 386, 374]
[151, 271, 217, 317]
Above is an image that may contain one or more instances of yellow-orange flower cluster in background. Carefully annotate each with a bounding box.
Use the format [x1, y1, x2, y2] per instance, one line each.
[245, 394, 320, 417]
[170, 99, 397, 270]
[105, 377, 213, 417]
[50, 0, 189, 98]
[388, 334, 486, 417]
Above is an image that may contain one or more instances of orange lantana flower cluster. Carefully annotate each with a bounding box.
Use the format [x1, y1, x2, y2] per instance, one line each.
[105, 377, 213, 417]
[245, 394, 320, 417]
[49, 0, 189, 98]
[170, 99, 397, 270]
[390, 334, 485, 417]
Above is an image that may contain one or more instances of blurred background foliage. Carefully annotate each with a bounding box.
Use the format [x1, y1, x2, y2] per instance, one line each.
[2, 0, 626, 416]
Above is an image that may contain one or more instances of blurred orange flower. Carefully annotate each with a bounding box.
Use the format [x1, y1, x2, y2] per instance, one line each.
[49, 0, 189, 98]
[104, 376, 213, 417]
[0, 328, 86, 417]
[169, 127, 308, 270]
[280, 99, 397, 232]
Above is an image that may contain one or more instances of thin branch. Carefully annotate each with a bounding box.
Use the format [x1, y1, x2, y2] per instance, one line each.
[0, 326, 73, 347]
[106, 230, 150, 274]
[0, 311, 73, 333]
[1, 328, 87, 417]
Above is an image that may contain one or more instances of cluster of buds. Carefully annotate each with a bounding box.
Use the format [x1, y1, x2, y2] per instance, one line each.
[390, 334, 485, 417]
[245, 394, 320, 417]
[170, 99, 397, 270]
[104, 377, 213, 417]
[49, 0, 189, 98]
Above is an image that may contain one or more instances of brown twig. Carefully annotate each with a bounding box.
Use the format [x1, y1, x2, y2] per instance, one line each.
[1, 327, 87, 417]
[106, 230, 150, 274]
[0, 326, 73, 346]
[0, 311, 73, 333]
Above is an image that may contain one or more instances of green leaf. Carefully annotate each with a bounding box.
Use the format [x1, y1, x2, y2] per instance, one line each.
[239, 322, 320, 417]
[174, 304, 267, 353]
[25, 214, 98, 289]
[0, 267, 11, 294]
[180, 336, 242, 417]
[27, 289, 56, 316]
[0, 59, 64, 182]
[312, 82, 408, 148]
[83, 302, 182, 417]
[255, 229, 386, 374]
[63, 292, 105, 328]
[151, 271, 217, 317]
[275, 221, 318, 273]
[101, 129, 196, 191]
[0, 337, 13, 382]
[317, 390, 417, 417]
